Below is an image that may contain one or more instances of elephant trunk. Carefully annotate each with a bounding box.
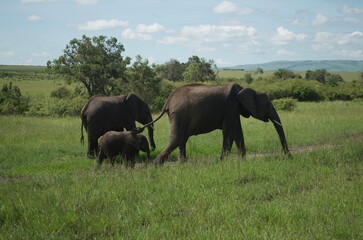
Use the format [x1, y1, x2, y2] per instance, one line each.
[269, 106, 290, 155]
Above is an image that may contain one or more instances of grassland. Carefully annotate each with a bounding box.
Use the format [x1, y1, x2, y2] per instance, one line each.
[1, 101, 362, 239]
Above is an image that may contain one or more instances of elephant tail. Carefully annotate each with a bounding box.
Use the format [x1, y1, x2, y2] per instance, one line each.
[142, 109, 166, 129]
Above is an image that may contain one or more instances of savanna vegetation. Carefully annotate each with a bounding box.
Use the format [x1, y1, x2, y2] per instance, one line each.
[0, 102, 362, 239]
[0, 35, 362, 239]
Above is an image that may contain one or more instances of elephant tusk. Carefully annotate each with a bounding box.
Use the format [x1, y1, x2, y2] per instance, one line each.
[272, 119, 282, 127]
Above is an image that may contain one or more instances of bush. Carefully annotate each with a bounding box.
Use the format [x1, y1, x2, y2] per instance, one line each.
[0, 82, 30, 115]
[27, 95, 87, 117]
[149, 80, 174, 112]
[50, 86, 72, 99]
[272, 98, 297, 111]
[256, 79, 324, 102]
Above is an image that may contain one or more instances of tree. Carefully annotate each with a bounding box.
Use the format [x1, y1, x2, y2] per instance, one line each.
[326, 73, 344, 87]
[305, 69, 343, 86]
[244, 73, 253, 84]
[183, 56, 216, 82]
[156, 59, 185, 82]
[125, 55, 162, 106]
[47, 35, 131, 96]
[273, 69, 298, 80]
[0, 82, 29, 114]
[254, 67, 264, 75]
[313, 69, 328, 84]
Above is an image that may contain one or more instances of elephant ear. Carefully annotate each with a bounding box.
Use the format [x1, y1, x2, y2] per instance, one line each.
[126, 93, 141, 121]
[238, 88, 257, 118]
[238, 88, 269, 122]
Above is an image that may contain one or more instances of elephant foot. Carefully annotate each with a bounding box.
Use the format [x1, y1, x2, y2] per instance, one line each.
[87, 154, 95, 159]
[153, 158, 163, 165]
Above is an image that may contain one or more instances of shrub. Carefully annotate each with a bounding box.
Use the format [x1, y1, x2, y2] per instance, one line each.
[50, 86, 72, 99]
[27, 95, 87, 117]
[0, 82, 30, 114]
[272, 98, 297, 111]
[258, 79, 324, 102]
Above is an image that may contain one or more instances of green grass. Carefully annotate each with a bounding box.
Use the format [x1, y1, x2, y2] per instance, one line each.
[0, 101, 362, 239]
[0, 65, 46, 72]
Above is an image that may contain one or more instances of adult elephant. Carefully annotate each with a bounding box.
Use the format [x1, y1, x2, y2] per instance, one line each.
[145, 83, 290, 163]
[81, 93, 155, 158]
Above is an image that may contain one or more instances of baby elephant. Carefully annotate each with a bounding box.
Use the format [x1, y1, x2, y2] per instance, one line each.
[97, 128, 150, 168]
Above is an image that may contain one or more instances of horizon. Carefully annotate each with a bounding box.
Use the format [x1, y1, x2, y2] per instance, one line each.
[1, 59, 362, 69]
[1, 1, 363, 67]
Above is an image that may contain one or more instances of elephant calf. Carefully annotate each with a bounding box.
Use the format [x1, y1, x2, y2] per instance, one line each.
[97, 129, 150, 168]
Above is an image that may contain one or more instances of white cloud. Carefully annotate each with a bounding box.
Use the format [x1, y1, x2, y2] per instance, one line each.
[213, 1, 238, 14]
[28, 15, 43, 21]
[292, 14, 328, 27]
[122, 28, 152, 41]
[136, 23, 165, 33]
[213, 1, 253, 15]
[337, 50, 363, 58]
[78, 19, 128, 30]
[74, 0, 98, 5]
[312, 14, 328, 26]
[180, 24, 257, 42]
[340, 5, 363, 15]
[238, 40, 263, 55]
[314, 31, 363, 46]
[122, 23, 165, 41]
[272, 26, 307, 45]
[157, 36, 188, 45]
[313, 31, 363, 58]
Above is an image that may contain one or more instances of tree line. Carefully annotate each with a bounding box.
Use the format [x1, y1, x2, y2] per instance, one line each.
[1, 35, 363, 116]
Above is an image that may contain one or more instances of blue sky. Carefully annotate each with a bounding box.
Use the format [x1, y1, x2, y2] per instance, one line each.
[1, 0, 363, 67]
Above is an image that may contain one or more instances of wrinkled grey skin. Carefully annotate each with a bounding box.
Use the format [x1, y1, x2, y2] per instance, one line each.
[146, 83, 290, 163]
[97, 130, 150, 168]
[80, 93, 155, 158]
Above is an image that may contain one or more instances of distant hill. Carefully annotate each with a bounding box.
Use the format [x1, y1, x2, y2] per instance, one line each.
[228, 60, 363, 72]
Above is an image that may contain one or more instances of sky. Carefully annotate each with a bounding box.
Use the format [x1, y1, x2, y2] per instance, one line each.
[1, 0, 363, 67]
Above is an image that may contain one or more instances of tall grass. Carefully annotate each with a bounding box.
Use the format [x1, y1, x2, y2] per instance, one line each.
[0, 101, 362, 239]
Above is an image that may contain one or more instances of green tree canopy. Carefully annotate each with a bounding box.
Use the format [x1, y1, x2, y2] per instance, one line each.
[183, 56, 216, 82]
[273, 69, 300, 80]
[47, 35, 131, 96]
[155, 59, 186, 82]
[125, 55, 162, 105]
[305, 69, 344, 86]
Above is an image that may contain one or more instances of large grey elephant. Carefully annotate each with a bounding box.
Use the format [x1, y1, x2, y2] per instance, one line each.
[145, 83, 290, 163]
[97, 129, 150, 168]
[81, 93, 155, 158]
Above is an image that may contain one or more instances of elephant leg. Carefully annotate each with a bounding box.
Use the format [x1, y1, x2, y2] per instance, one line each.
[234, 121, 246, 158]
[129, 157, 136, 168]
[220, 136, 233, 160]
[155, 136, 180, 164]
[110, 156, 115, 166]
[220, 118, 236, 160]
[88, 136, 98, 158]
[146, 150, 150, 160]
[96, 150, 106, 167]
[178, 141, 187, 162]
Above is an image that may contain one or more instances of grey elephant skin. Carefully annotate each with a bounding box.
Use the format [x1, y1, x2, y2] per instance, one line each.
[97, 130, 150, 167]
[80, 94, 155, 158]
[146, 83, 290, 163]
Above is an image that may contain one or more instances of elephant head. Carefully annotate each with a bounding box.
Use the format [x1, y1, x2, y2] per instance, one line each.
[237, 88, 290, 154]
[126, 94, 156, 150]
